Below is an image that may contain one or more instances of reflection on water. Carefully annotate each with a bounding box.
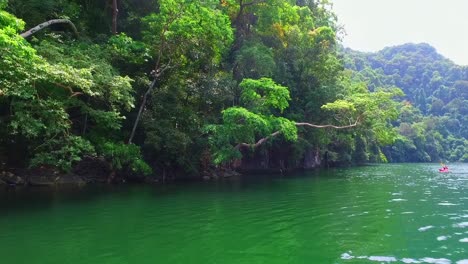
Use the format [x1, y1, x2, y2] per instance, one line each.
[0, 163, 467, 264]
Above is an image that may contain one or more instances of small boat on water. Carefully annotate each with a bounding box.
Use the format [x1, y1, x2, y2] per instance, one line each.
[439, 167, 449, 173]
[438, 163, 449, 173]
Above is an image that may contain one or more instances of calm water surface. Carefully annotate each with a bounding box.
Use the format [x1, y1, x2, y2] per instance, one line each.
[1, 164, 468, 264]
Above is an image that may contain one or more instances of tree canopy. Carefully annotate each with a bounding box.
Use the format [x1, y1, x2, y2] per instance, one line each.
[2, 1, 463, 181]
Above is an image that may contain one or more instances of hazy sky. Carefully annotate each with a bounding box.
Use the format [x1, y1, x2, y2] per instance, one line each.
[331, 0, 468, 65]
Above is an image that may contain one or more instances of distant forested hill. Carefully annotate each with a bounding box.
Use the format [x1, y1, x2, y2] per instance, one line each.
[343, 43, 468, 162]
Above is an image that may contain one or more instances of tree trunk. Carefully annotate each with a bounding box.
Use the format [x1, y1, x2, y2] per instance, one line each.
[128, 78, 158, 144]
[81, 97, 90, 135]
[112, 0, 118, 34]
[82, 113, 88, 135]
[20, 19, 79, 38]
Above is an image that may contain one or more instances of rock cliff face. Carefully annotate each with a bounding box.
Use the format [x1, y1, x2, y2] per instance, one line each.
[302, 148, 322, 169]
[235, 144, 321, 172]
[0, 157, 118, 187]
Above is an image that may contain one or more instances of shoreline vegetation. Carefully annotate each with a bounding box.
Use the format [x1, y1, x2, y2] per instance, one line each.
[1, 1, 466, 186]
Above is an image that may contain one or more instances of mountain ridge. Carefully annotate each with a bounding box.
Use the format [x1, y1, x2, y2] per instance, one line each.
[342, 42, 468, 162]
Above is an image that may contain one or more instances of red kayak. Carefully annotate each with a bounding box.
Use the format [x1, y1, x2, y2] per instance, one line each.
[439, 168, 449, 173]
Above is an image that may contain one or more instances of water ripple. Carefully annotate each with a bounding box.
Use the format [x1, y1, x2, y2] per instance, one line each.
[1, 163, 468, 263]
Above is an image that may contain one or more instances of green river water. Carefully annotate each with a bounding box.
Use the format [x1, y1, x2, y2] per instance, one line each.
[1, 163, 467, 264]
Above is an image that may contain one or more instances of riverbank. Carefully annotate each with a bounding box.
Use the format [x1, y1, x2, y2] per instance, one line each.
[0, 165, 303, 187]
[1, 168, 101, 187]
[0, 158, 244, 187]
[0, 156, 131, 187]
[0, 149, 315, 187]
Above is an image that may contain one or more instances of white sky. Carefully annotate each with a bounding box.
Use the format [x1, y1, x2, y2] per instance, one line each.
[331, 0, 468, 65]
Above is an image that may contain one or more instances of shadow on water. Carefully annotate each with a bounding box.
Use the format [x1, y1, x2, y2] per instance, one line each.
[0, 167, 337, 213]
[0, 185, 130, 213]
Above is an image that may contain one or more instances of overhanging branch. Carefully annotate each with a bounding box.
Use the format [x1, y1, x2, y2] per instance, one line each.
[235, 116, 362, 149]
[236, 131, 281, 149]
[20, 19, 79, 38]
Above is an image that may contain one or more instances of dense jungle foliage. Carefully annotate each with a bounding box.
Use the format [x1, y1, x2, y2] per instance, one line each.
[344, 43, 468, 163]
[0, 0, 463, 181]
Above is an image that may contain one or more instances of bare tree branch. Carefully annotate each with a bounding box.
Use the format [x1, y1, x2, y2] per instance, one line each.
[128, 77, 157, 144]
[295, 118, 360, 129]
[236, 131, 281, 149]
[241, 0, 267, 7]
[235, 116, 362, 149]
[127, 9, 183, 144]
[20, 19, 79, 38]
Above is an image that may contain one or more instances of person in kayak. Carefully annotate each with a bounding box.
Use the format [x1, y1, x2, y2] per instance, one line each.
[439, 163, 449, 172]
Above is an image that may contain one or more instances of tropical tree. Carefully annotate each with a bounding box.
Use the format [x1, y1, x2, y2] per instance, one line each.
[128, 0, 234, 143]
[206, 77, 402, 164]
[0, 7, 149, 173]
